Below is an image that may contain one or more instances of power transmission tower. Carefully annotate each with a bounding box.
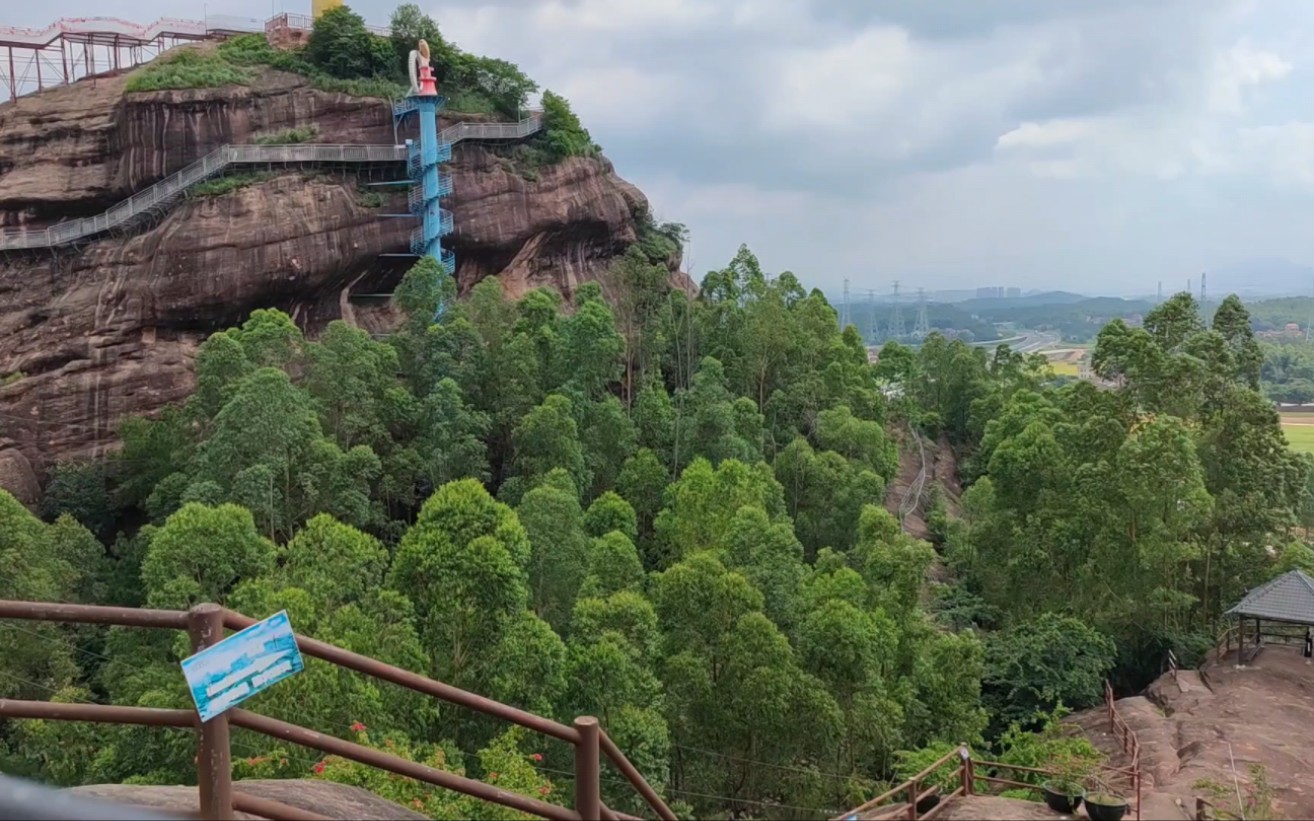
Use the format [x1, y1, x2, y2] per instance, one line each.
[890, 281, 905, 341]
[1307, 279, 1313, 343]
[913, 288, 930, 340]
[1156, 281, 1162, 302]
[867, 289, 878, 343]
[1200, 271, 1208, 323]
[841, 277, 850, 329]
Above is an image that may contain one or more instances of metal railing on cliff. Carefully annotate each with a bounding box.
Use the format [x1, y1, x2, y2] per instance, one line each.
[0, 114, 543, 252]
[0, 599, 674, 821]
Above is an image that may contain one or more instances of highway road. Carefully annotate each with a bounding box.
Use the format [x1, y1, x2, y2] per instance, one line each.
[868, 329, 1061, 355]
[1011, 330, 1062, 353]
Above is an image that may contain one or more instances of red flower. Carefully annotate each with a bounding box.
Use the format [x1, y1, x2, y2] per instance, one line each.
[539, 785, 551, 796]
[351, 722, 367, 732]
[530, 753, 543, 762]
[488, 772, 499, 781]
[313, 761, 326, 774]
[412, 799, 423, 809]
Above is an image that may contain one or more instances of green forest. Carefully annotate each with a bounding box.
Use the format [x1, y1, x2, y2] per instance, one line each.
[2, 239, 1313, 818]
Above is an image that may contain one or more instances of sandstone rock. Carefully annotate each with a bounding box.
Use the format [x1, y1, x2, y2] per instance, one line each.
[0, 57, 688, 496]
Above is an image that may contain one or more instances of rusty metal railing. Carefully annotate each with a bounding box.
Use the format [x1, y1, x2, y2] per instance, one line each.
[0, 600, 676, 821]
[1104, 680, 1142, 821]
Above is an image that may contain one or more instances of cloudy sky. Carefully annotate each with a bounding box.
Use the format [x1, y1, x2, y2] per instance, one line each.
[11, 0, 1314, 295]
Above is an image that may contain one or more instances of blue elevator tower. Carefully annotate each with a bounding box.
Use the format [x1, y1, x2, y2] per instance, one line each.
[394, 51, 454, 275]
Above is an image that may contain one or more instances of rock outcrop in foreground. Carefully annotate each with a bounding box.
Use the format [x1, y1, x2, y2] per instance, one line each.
[70, 779, 428, 820]
[0, 59, 688, 500]
[1072, 644, 1314, 821]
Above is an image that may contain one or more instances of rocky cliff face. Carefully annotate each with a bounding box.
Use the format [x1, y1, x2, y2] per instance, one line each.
[0, 60, 688, 501]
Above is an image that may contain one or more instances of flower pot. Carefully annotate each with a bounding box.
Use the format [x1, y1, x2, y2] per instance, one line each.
[1041, 781, 1083, 814]
[1083, 792, 1128, 821]
[914, 789, 941, 814]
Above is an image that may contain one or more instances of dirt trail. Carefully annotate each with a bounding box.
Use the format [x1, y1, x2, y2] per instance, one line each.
[884, 428, 964, 541]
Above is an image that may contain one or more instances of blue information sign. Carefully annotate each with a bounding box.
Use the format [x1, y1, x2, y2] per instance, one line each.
[180, 610, 304, 722]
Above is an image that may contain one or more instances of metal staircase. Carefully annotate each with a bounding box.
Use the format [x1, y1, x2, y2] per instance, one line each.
[0, 113, 544, 252]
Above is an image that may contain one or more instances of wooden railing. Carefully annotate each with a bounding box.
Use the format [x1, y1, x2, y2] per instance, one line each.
[834, 744, 1142, 821]
[0, 600, 676, 821]
[833, 746, 969, 821]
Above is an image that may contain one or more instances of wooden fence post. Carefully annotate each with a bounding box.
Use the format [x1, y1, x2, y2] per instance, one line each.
[573, 716, 601, 821]
[960, 745, 974, 797]
[188, 603, 233, 820]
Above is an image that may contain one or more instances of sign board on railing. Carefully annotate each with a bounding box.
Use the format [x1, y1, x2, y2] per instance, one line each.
[180, 610, 303, 722]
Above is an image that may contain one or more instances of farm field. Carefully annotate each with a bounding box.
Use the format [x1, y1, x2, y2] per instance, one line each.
[1280, 413, 1314, 454]
[1049, 361, 1080, 376]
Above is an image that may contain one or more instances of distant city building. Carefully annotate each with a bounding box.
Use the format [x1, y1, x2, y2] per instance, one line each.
[1258, 323, 1304, 339]
[975, 286, 1020, 299]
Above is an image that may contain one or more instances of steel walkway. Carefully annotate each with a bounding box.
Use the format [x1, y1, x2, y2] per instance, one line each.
[0, 113, 542, 251]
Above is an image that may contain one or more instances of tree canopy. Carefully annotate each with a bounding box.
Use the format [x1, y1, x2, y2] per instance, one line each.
[8, 251, 1309, 819]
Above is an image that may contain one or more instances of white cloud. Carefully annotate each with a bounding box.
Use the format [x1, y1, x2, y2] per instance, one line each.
[767, 27, 916, 131]
[1206, 39, 1292, 115]
[531, 0, 717, 33]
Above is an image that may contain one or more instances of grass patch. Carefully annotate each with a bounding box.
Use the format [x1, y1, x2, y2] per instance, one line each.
[445, 89, 501, 116]
[188, 172, 273, 198]
[1, 371, 24, 386]
[357, 190, 384, 209]
[1282, 420, 1314, 454]
[124, 48, 255, 92]
[126, 35, 405, 100]
[310, 75, 408, 100]
[254, 126, 319, 145]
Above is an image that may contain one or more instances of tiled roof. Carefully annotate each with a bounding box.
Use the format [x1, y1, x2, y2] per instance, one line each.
[1226, 570, 1314, 625]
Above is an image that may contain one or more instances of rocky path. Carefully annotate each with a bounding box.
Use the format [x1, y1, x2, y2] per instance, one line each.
[1071, 646, 1314, 820]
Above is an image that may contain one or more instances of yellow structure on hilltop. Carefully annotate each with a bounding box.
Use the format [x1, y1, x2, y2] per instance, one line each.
[312, 0, 343, 19]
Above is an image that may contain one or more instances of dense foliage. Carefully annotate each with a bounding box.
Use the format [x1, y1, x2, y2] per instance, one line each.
[1260, 338, 1314, 404]
[3, 238, 1310, 817]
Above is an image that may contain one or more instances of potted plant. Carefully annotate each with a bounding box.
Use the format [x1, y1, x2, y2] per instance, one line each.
[1040, 747, 1097, 814]
[1083, 790, 1130, 821]
[1040, 779, 1083, 814]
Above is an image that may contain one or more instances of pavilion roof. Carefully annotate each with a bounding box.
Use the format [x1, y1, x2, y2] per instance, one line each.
[1226, 569, 1314, 626]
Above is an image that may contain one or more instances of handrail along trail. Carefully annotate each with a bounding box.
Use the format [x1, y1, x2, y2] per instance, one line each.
[0, 598, 674, 821]
[835, 696, 1144, 821]
[0, 114, 543, 252]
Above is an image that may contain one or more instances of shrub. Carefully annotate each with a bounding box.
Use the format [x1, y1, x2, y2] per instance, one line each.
[188, 173, 273, 198]
[305, 6, 392, 80]
[125, 47, 254, 92]
[306, 724, 559, 820]
[254, 126, 318, 145]
[537, 91, 599, 162]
